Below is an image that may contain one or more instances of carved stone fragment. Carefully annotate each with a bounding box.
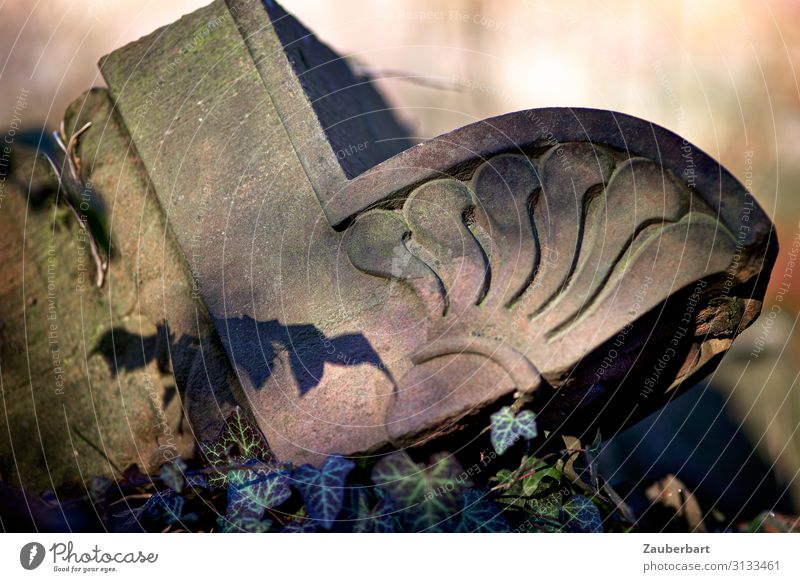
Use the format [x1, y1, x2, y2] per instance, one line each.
[94, 0, 776, 461]
[2, 0, 775, 486]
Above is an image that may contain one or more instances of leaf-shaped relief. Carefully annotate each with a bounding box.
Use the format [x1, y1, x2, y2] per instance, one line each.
[533, 157, 693, 335]
[402, 179, 489, 314]
[344, 142, 738, 440]
[468, 154, 540, 308]
[518, 142, 614, 316]
[553, 211, 736, 366]
[344, 210, 444, 318]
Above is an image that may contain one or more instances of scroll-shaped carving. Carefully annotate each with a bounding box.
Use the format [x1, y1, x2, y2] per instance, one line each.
[345, 142, 740, 444]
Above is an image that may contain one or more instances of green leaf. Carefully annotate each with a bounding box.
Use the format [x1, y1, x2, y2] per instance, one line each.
[186, 473, 208, 490]
[456, 489, 512, 533]
[351, 490, 398, 533]
[494, 468, 515, 484]
[493, 470, 526, 510]
[519, 457, 562, 497]
[339, 487, 399, 532]
[563, 495, 603, 532]
[226, 460, 292, 519]
[292, 455, 356, 529]
[281, 518, 318, 533]
[199, 407, 272, 487]
[159, 458, 188, 494]
[490, 407, 538, 455]
[530, 492, 561, 519]
[218, 514, 273, 533]
[521, 492, 563, 532]
[371, 450, 469, 532]
[142, 490, 184, 526]
[493, 456, 563, 515]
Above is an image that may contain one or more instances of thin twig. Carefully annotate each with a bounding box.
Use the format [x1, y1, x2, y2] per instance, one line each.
[490, 449, 581, 492]
[352, 65, 463, 91]
[47, 121, 108, 287]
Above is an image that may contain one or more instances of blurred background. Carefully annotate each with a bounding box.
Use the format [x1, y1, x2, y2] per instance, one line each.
[1, 0, 798, 519]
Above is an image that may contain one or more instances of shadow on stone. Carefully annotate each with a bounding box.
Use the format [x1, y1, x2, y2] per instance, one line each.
[91, 326, 166, 376]
[216, 315, 395, 396]
[94, 316, 396, 399]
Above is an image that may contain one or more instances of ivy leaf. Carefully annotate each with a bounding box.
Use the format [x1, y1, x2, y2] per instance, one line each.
[456, 489, 512, 533]
[159, 458, 188, 494]
[519, 457, 562, 497]
[493, 456, 562, 514]
[371, 451, 469, 532]
[279, 508, 319, 532]
[141, 490, 184, 526]
[186, 473, 208, 490]
[493, 468, 517, 489]
[490, 407, 538, 455]
[522, 492, 563, 532]
[281, 518, 318, 533]
[530, 492, 561, 519]
[350, 489, 398, 533]
[493, 469, 526, 510]
[563, 495, 603, 533]
[199, 407, 272, 487]
[292, 455, 356, 529]
[218, 514, 273, 533]
[227, 460, 292, 519]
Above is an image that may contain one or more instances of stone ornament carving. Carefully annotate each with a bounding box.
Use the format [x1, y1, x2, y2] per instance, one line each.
[67, 0, 774, 464]
[342, 135, 755, 445]
[0, 0, 778, 497]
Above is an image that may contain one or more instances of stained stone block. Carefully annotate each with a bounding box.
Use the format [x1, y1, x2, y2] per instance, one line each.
[44, 0, 777, 469]
[96, 0, 416, 463]
[0, 144, 195, 493]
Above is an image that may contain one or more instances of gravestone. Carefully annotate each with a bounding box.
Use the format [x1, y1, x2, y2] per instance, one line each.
[1, 0, 777, 490]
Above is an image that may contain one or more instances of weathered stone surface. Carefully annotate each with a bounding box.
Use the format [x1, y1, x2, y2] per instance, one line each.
[0, 0, 772, 490]
[97, 0, 417, 463]
[61, 88, 242, 447]
[87, 0, 777, 463]
[345, 138, 770, 444]
[0, 83, 251, 492]
[0, 144, 194, 493]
